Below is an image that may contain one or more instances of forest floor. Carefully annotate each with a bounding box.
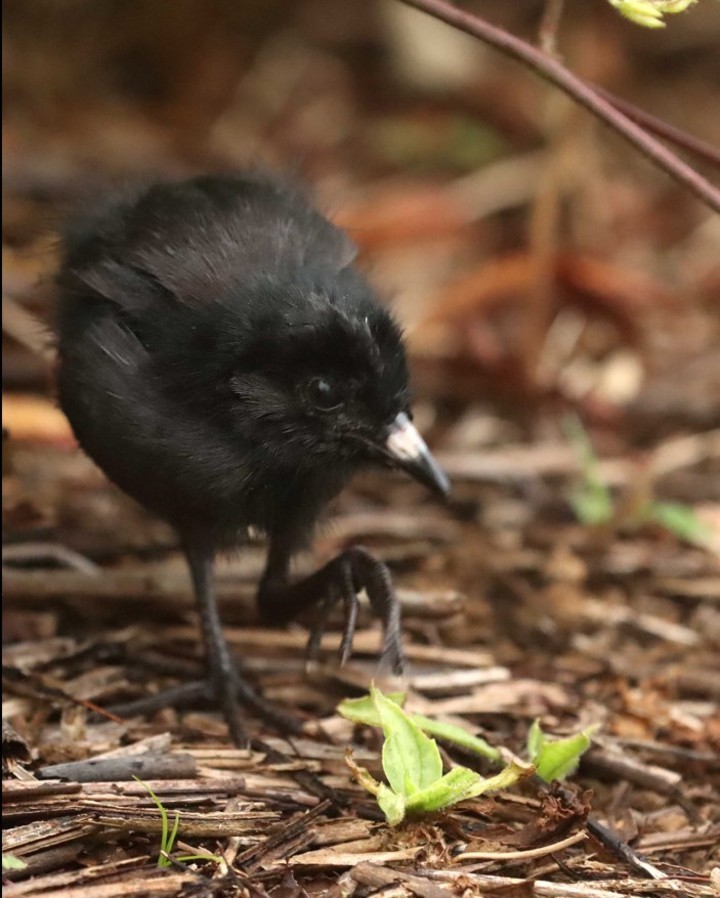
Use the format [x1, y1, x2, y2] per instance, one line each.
[3, 2, 719, 895]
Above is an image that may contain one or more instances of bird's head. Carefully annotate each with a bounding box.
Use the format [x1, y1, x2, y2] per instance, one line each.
[173, 268, 449, 498]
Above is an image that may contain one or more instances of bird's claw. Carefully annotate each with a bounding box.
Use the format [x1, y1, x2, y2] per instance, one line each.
[303, 546, 405, 675]
[107, 669, 302, 746]
[216, 668, 303, 744]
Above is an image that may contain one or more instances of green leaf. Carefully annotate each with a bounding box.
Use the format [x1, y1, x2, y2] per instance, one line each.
[377, 783, 406, 826]
[338, 692, 407, 726]
[372, 685, 443, 796]
[133, 776, 173, 868]
[174, 853, 224, 864]
[563, 415, 613, 525]
[405, 766, 482, 814]
[339, 693, 500, 762]
[341, 688, 538, 826]
[465, 760, 533, 798]
[404, 760, 532, 816]
[609, 0, 665, 27]
[532, 728, 597, 783]
[526, 719, 545, 759]
[346, 743, 409, 825]
[409, 715, 502, 762]
[3, 853, 28, 871]
[645, 501, 711, 546]
[608, 0, 698, 28]
[166, 811, 180, 857]
[571, 478, 614, 525]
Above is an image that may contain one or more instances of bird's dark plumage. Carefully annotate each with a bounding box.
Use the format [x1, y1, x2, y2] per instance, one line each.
[56, 173, 449, 742]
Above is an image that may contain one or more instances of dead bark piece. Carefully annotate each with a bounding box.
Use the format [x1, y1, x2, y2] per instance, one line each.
[582, 749, 702, 825]
[3, 871, 195, 898]
[2, 719, 32, 772]
[37, 752, 197, 783]
[426, 866, 702, 898]
[4, 843, 87, 882]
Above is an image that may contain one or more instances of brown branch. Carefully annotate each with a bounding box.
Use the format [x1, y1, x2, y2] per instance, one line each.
[37, 753, 198, 783]
[538, 0, 565, 55]
[397, 0, 720, 213]
[596, 86, 720, 169]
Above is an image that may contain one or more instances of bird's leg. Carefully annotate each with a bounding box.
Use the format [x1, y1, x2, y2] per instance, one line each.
[109, 543, 301, 743]
[184, 541, 301, 742]
[258, 537, 405, 674]
[184, 541, 248, 744]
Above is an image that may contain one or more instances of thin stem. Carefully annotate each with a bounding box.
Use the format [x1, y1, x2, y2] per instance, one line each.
[397, 0, 720, 213]
[596, 86, 720, 169]
[538, 0, 565, 55]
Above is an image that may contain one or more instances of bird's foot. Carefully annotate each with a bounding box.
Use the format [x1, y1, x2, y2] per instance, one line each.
[211, 664, 304, 744]
[260, 546, 405, 675]
[108, 668, 302, 745]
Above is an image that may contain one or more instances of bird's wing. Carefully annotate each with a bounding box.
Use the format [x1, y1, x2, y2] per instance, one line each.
[60, 174, 357, 313]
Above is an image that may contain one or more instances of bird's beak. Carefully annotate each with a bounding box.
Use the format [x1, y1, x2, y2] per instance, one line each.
[380, 412, 450, 498]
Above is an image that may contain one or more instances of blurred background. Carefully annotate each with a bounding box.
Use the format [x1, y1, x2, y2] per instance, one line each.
[3, 2, 720, 659]
[4, 1, 719, 421]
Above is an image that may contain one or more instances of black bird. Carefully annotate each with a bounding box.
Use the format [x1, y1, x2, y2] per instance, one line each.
[56, 173, 449, 742]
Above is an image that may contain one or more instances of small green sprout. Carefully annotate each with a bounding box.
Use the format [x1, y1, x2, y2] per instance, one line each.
[608, 0, 698, 29]
[341, 686, 531, 826]
[564, 415, 613, 526]
[339, 691, 501, 762]
[565, 415, 711, 547]
[642, 501, 711, 546]
[2, 853, 28, 872]
[340, 688, 598, 825]
[527, 719, 598, 783]
[133, 777, 223, 868]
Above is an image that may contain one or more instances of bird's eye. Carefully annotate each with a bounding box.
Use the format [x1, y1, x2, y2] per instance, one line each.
[306, 377, 342, 411]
